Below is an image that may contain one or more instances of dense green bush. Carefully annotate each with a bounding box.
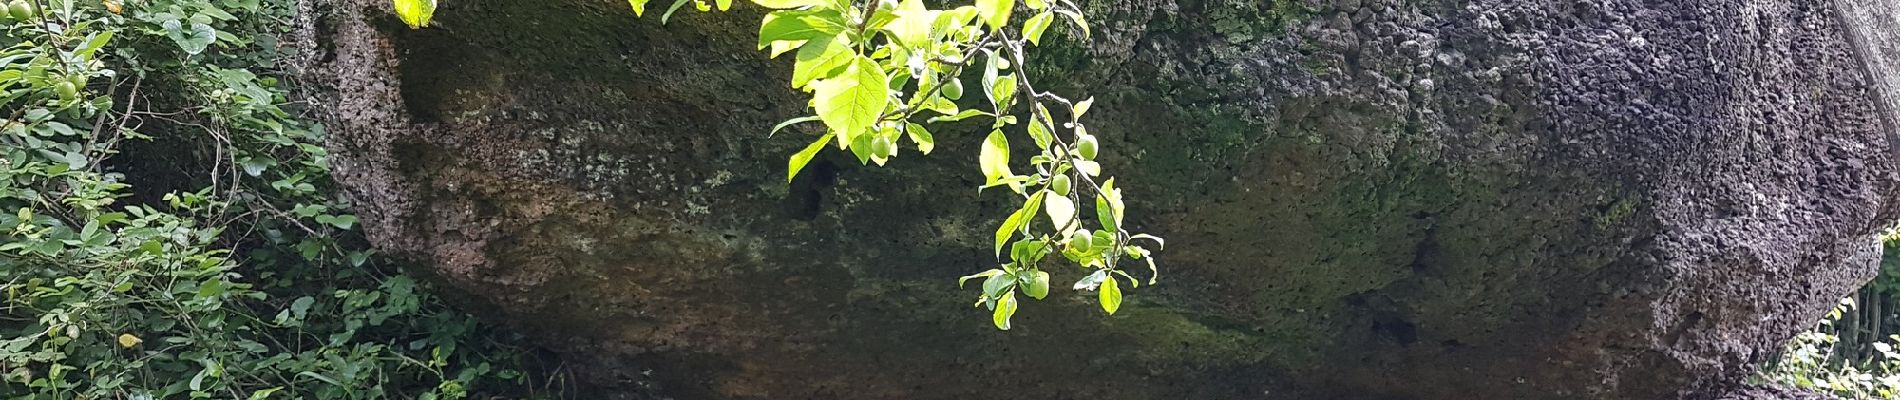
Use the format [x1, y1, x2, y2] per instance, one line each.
[0, 0, 563, 397]
[1759, 299, 1900, 399]
[1758, 232, 1900, 399]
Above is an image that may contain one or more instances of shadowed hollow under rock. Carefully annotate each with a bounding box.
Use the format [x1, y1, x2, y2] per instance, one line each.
[297, 0, 1900, 398]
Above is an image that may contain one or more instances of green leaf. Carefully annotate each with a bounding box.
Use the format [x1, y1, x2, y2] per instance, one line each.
[1055, 9, 1090, 39]
[786, 133, 835, 182]
[928, 109, 992, 122]
[975, 0, 1011, 31]
[982, 272, 1015, 299]
[1026, 115, 1053, 149]
[848, 128, 876, 164]
[661, 0, 694, 23]
[959, 269, 1004, 287]
[758, 9, 848, 49]
[716, 0, 731, 10]
[1024, 270, 1050, 300]
[992, 290, 1018, 330]
[164, 20, 218, 55]
[980, 176, 1037, 192]
[750, 0, 823, 8]
[1095, 178, 1122, 231]
[991, 74, 1017, 109]
[1098, 274, 1121, 314]
[1143, 256, 1159, 285]
[394, 0, 436, 28]
[1043, 191, 1075, 232]
[1130, 233, 1164, 250]
[77, 32, 113, 61]
[630, 0, 652, 15]
[884, 0, 940, 47]
[1022, 12, 1054, 45]
[770, 115, 823, 137]
[792, 34, 852, 88]
[979, 129, 1011, 184]
[769, 40, 807, 58]
[994, 190, 1046, 256]
[1073, 269, 1107, 290]
[905, 123, 934, 154]
[811, 56, 889, 145]
[1072, 96, 1094, 119]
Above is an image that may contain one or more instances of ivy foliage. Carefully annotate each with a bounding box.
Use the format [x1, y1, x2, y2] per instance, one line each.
[401, 0, 1161, 330]
[0, 0, 558, 397]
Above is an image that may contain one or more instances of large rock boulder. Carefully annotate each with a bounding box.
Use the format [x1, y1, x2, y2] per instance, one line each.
[297, 0, 1900, 397]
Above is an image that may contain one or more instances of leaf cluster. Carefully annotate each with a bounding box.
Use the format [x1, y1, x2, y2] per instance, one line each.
[625, 0, 1162, 330]
[0, 0, 562, 398]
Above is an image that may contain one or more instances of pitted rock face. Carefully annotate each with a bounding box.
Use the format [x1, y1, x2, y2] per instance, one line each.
[298, 0, 1900, 398]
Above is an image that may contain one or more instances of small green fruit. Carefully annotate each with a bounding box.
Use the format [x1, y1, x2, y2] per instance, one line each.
[1068, 231, 1092, 253]
[942, 77, 963, 100]
[1075, 135, 1099, 160]
[54, 81, 76, 100]
[8, 1, 32, 21]
[68, 75, 85, 89]
[870, 136, 894, 157]
[1050, 174, 1071, 196]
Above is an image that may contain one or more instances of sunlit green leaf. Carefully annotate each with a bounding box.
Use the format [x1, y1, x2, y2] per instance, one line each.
[988, 74, 1017, 110]
[975, 0, 1010, 30]
[1095, 177, 1122, 231]
[1098, 275, 1121, 314]
[995, 190, 1046, 256]
[792, 34, 852, 88]
[959, 269, 1004, 287]
[928, 109, 992, 123]
[982, 272, 1015, 299]
[394, 0, 436, 28]
[758, 9, 848, 49]
[1022, 12, 1054, 45]
[661, 0, 694, 23]
[993, 290, 1018, 330]
[979, 129, 1011, 185]
[1043, 191, 1075, 232]
[849, 129, 876, 164]
[1072, 97, 1094, 119]
[770, 115, 822, 137]
[751, 0, 823, 8]
[786, 133, 834, 182]
[884, 0, 939, 47]
[811, 56, 889, 146]
[1074, 269, 1107, 290]
[1130, 233, 1164, 250]
[905, 123, 934, 154]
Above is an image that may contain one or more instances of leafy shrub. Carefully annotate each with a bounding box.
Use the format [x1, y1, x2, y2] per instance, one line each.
[1760, 231, 1900, 399]
[0, 0, 563, 397]
[1759, 298, 1900, 399]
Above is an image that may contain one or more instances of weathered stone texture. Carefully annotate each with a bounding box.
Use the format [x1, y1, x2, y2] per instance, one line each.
[299, 0, 1900, 398]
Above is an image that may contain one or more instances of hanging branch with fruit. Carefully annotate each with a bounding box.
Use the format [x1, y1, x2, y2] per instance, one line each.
[392, 0, 1164, 330]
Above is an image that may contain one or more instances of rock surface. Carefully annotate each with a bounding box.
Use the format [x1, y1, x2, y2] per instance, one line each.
[298, 0, 1900, 398]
